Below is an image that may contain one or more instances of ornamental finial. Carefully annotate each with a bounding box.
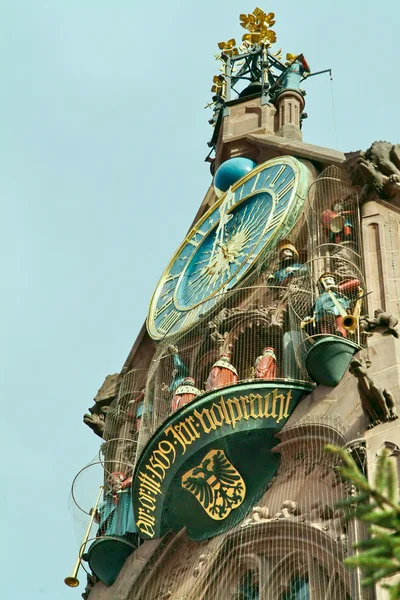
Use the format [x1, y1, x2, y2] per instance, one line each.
[239, 8, 276, 46]
[204, 9, 334, 159]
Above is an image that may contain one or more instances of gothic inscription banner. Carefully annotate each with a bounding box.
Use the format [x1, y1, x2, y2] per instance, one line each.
[132, 381, 313, 540]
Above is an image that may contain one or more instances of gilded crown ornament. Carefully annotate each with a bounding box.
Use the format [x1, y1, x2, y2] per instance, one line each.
[239, 8, 276, 45]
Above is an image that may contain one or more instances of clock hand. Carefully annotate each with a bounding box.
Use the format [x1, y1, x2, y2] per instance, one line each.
[207, 188, 234, 269]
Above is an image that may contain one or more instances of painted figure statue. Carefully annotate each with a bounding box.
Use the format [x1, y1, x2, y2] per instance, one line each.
[279, 53, 310, 91]
[171, 377, 201, 412]
[313, 273, 361, 337]
[127, 389, 145, 432]
[321, 201, 353, 244]
[254, 347, 277, 380]
[267, 240, 305, 286]
[95, 472, 136, 539]
[168, 345, 189, 393]
[205, 354, 239, 391]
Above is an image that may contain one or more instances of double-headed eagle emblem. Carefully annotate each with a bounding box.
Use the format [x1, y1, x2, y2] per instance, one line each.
[181, 449, 246, 520]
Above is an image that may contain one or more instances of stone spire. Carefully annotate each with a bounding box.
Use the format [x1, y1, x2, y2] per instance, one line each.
[206, 8, 311, 166]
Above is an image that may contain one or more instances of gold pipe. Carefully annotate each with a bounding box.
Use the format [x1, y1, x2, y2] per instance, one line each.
[262, 43, 268, 85]
[64, 485, 104, 587]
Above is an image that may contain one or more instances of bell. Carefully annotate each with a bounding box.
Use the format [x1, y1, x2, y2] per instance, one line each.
[239, 81, 263, 98]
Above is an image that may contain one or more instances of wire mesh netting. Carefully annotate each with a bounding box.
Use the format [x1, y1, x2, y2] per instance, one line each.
[122, 418, 360, 599]
[68, 166, 372, 598]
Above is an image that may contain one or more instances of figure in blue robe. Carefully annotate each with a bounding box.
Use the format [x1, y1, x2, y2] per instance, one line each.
[280, 54, 310, 91]
[312, 274, 361, 337]
[267, 240, 307, 287]
[96, 472, 136, 539]
[168, 345, 189, 393]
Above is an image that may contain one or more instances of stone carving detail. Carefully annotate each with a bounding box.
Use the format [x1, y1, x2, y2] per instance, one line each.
[241, 505, 271, 526]
[149, 553, 194, 600]
[81, 574, 96, 600]
[208, 302, 286, 354]
[83, 405, 111, 438]
[241, 500, 346, 542]
[275, 443, 342, 488]
[193, 554, 209, 578]
[360, 309, 399, 339]
[83, 373, 120, 438]
[344, 141, 400, 203]
[349, 357, 398, 428]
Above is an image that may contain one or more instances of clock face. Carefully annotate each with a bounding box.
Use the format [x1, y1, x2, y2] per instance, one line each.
[147, 156, 309, 340]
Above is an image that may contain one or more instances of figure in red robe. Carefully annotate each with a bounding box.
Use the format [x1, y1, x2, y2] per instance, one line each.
[255, 347, 277, 380]
[171, 377, 201, 412]
[321, 201, 353, 244]
[205, 354, 239, 391]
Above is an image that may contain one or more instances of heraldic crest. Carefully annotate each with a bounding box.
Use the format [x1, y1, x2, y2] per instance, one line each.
[181, 449, 246, 520]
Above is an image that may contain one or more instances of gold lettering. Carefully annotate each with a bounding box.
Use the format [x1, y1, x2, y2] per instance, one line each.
[173, 422, 197, 454]
[210, 402, 225, 426]
[249, 394, 263, 419]
[139, 495, 157, 510]
[263, 392, 273, 419]
[193, 408, 217, 433]
[271, 389, 283, 422]
[152, 447, 173, 469]
[137, 507, 156, 524]
[138, 472, 162, 495]
[185, 415, 201, 439]
[147, 456, 167, 480]
[165, 424, 187, 453]
[136, 520, 155, 537]
[239, 396, 250, 420]
[218, 398, 232, 425]
[282, 389, 292, 422]
[225, 397, 243, 429]
[158, 440, 176, 462]
[138, 488, 157, 504]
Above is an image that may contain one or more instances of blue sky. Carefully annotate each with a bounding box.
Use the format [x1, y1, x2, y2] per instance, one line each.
[2, 1, 400, 598]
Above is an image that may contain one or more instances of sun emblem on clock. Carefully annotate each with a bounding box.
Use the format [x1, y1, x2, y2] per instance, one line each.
[147, 156, 309, 340]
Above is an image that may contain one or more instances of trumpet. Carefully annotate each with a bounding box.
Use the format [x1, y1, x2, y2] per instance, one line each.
[64, 485, 104, 587]
[326, 288, 363, 333]
[343, 288, 363, 332]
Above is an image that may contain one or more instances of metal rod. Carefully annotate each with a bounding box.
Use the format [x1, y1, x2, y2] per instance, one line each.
[64, 485, 104, 587]
[302, 68, 332, 80]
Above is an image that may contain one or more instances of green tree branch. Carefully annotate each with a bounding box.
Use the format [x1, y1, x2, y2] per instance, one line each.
[325, 445, 400, 599]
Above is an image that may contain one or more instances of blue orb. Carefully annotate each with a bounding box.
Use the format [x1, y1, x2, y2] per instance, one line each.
[214, 157, 257, 197]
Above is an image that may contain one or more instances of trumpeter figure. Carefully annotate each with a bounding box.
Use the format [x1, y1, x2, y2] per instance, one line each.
[171, 377, 201, 412]
[94, 472, 136, 540]
[267, 240, 305, 286]
[312, 273, 361, 338]
[254, 347, 278, 380]
[205, 354, 239, 391]
[278, 53, 310, 91]
[168, 345, 189, 393]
